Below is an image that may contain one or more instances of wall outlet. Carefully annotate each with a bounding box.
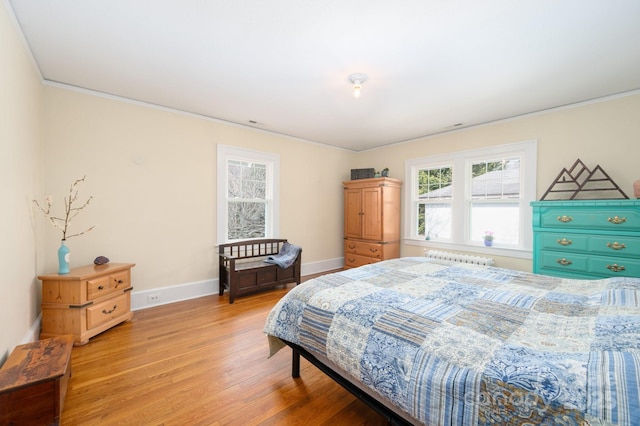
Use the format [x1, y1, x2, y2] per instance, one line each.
[147, 294, 161, 304]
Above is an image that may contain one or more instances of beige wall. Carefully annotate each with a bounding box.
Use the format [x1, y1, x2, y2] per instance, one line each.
[42, 86, 354, 293]
[4, 0, 640, 358]
[1, 2, 44, 360]
[358, 93, 640, 270]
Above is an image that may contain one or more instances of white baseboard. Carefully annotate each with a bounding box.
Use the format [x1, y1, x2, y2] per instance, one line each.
[131, 258, 344, 311]
[132, 278, 217, 311]
[301, 257, 344, 276]
[22, 312, 42, 344]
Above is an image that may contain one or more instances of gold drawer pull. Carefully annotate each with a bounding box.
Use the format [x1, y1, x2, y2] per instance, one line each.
[369, 248, 379, 253]
[102, 305, 118, 314]
[606, 264, 626, 273]
[607, 242, 626, 250]
[557, 215, 573, 223]
[607, 216, 627, 225]
[557, 258, 572, 266]
[556, 238, 572, 246]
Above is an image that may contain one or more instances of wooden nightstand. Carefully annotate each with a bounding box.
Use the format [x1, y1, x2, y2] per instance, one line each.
[0, 335, 73, 425]
[39, 263, 135, 345]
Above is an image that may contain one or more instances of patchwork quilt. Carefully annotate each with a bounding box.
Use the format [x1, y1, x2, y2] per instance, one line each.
[264, 257, 640, 425]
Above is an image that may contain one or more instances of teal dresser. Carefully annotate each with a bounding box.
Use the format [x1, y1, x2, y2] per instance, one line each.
[531, 200, 640, 279]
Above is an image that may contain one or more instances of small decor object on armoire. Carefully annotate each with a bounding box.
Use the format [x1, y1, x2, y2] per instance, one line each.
[634, 179, 640, 198]
[33, 176, 95, 274]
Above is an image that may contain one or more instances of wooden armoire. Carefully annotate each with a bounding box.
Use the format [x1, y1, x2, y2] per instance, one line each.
[343, 177, 402, 268]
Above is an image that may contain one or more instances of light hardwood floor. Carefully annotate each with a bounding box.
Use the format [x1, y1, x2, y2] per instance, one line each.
[60, 277, 388, 425]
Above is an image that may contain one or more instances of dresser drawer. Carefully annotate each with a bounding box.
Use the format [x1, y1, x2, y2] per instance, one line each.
[539, 233, 590, 252]
[539, 250, 640, 278]
[344, 240, 383, 259]
[589, 257, 640, 278]
[588, 235, 640, 258]
[87, 292, 131, 330]
[538, 251, 590, 276]
[536, 204, 640, 232]
[539, 233, 640, 259]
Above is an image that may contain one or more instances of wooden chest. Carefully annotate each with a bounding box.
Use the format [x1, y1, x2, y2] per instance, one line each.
[0, 336, 73, 425]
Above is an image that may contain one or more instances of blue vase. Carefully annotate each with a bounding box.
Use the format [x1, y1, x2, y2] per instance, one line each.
[484, 239, 493, 247]
[58, 240, 70, 274]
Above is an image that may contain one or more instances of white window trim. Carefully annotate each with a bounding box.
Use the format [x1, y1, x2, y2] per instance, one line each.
[404, 140, 537, 259]
[216, 145, 280, 244]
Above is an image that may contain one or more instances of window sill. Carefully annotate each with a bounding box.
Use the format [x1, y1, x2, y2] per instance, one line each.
[403, 238, 532, 260]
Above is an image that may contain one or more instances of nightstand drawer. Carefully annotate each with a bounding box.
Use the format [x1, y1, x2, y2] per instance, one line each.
[87, 276, 111, 300]
[87, 271, 131, 300]
[87, 292, 130, 330]
[110, 271, 130, 291]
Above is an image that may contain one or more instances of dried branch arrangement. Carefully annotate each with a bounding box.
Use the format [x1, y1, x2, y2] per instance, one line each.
[33, 176, 95, 240]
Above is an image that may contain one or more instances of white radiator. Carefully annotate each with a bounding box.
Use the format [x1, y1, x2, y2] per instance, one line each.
[425, 250, 495, 266]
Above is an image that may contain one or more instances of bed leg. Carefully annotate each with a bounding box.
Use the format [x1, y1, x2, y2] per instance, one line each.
[292, 348, 300, 378]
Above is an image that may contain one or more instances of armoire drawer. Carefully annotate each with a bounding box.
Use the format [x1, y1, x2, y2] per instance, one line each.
[344, 240, 383, 259]
[344, 253, 381, 269]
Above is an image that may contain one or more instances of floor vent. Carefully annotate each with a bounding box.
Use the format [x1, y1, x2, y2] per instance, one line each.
[425, 250, 495, 267]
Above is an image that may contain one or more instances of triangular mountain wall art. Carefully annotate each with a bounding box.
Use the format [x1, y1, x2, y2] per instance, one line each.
[540, 159, 629, 200]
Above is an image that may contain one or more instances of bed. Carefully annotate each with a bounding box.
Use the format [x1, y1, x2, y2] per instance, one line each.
[264, 257, 640, 425]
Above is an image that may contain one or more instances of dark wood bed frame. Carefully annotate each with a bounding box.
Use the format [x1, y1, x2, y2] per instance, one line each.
[285, 341, 413, 426]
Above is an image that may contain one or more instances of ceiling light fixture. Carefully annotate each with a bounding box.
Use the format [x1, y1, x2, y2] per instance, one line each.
[349, 73, 367, 99]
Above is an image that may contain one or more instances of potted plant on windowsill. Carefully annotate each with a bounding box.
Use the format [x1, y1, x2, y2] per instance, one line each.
[483, 231, 494, 247]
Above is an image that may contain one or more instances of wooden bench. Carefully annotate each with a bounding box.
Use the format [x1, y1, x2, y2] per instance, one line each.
[0, 335, 74, 425]
[218, 239, 301, 303]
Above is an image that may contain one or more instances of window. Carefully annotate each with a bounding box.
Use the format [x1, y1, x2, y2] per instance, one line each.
[418, 165, 453, 240]
[405, 140, 537, 255]
[217, 145, 280, 243]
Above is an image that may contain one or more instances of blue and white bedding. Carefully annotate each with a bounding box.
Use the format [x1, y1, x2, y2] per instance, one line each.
[264, 257, 640, 425]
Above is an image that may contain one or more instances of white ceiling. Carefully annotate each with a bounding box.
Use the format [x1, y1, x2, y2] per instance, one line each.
[8, 0, 640, 151]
